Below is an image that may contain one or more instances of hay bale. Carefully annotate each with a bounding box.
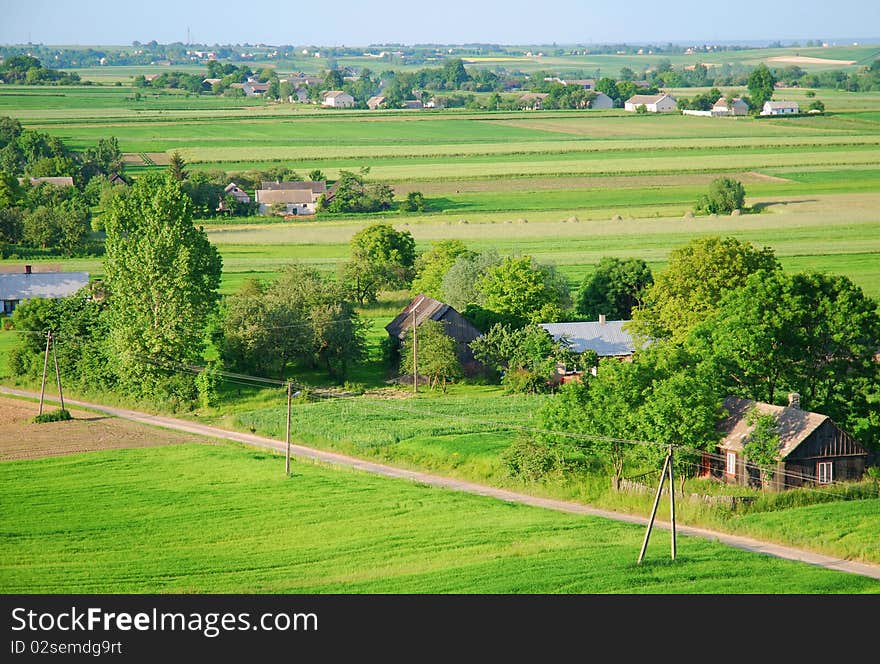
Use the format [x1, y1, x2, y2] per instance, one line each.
[503, 219, 512, 224]
[568, 216, 580, 223]
[731, 209, 741, 216]
[517, 217, 528, 224]
[683, 210, 694, 220]
[458, 219, 469, 224]
[612, 214, 623, 222]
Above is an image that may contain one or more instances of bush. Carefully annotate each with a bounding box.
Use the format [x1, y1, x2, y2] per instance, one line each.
[33, 409, 72, 423]
[502, 437, 563, 481]
[695, 177, 746, 215]
[501, 368, 549, 394]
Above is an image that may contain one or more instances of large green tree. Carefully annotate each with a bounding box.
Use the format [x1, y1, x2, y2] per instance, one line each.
[477, 255, 572, 326]
[342, 222, 417, 299]
[400, 319, 463, 391]
[576, 257, 653, 320]
[630, 236, 780, 344]
[748, 63, 776, 112]
[695, 177, 746, 215]
[440, 249, 501, 311]
[104, 173, 222, 400]
[411, 240, 471, 300]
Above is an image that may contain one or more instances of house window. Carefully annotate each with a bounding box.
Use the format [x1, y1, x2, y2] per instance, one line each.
[817, 461, 833, 484]
[726, 452, 736, 476]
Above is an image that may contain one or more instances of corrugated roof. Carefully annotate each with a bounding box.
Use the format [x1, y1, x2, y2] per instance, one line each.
[763, 101, 799, 109]
[255, 189, 314, 204]
[625, 94, 672, 105]
[260, 181, 326, 194]
[0, 272, 89, 300]
[539, 320, 638, 356]
[718, 396, 828, 459]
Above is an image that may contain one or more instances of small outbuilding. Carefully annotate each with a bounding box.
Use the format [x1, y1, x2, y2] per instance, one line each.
[760, 101, 800, 115]
[624, 93, 677, 112]
[385, 295, 484, 375]
[1, 266, 89, 316]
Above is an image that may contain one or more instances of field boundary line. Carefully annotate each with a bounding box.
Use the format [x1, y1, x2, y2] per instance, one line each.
[3, 386, 879, 582]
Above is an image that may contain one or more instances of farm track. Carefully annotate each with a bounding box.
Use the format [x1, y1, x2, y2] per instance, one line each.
[3, 386, 879, 583]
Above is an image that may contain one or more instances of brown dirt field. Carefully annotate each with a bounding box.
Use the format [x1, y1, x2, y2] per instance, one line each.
[767, 55, 856, 65]
[0, 397, 212, 461]
[744, 171, 793, 183]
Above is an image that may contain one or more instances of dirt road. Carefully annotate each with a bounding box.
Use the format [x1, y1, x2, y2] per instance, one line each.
[3, 386, 879, 582]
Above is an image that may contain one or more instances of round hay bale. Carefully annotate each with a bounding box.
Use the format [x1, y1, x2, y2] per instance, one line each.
[459, 219, 469, 224]
[731, 209, 741, 216]
[568, 216, 580, 223]
[612, 214, 623, 222]
[517, 217, 528, 224]
[503, 219, 512, 224]
[683, 210, 694, 220]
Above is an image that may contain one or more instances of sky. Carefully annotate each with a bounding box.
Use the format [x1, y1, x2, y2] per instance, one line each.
[2, 0, 879, 46]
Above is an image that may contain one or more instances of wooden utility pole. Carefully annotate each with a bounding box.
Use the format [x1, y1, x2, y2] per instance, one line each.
[52, 332, 65, 411]
[38, 331, 51, 416]
[285, 381, 292, 477]
[411, 307, 418, 395]
[668, 445, 676, 560]
[637, 447, 672, 565]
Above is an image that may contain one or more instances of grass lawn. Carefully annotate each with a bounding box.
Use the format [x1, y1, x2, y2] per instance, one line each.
[1, 442, 877, 593]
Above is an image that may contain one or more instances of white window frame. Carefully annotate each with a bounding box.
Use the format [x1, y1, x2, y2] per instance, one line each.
[726, 452, 736, 476]
[817, 461, 833, 484]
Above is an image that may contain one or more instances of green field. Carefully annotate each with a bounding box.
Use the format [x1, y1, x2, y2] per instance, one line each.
[2, 443, 876, 593]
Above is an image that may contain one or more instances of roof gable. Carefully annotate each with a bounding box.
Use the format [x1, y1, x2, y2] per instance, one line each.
[539, 320, 639, 356]
[0, 272, 90, 300]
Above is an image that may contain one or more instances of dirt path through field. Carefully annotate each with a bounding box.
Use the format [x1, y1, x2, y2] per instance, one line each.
[2, 386, 879, 582]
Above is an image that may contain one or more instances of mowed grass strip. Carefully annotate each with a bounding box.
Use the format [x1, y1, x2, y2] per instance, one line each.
[1, 444, 877, 593]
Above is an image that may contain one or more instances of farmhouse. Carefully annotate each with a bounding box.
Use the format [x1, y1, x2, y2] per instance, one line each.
[255, 189, 315, 215]
[224, 182, 251, 204]
[564, 78, 596, 90]
[385, 295, 484, 375]
[761, 100, 800, 115]
[321, 90, 355, 108]
[289, 87, 310, 103]
[1, 266, 89, 316]
[624, 93, 677, 112]
[708, 395, 868, 490]
[403, 99, 424, 109]
[712, 97, 749, 116]
[589, 91, 614, 109]
[519, 92, 549, 110]
[540, 316, 641, 360]
[367, 95, 387, 109]
[22, 176, 75, 188]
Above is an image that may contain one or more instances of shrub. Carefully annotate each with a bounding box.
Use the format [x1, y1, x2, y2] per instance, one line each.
[502, 436, 562, 481]
[695, 177, 746, 215]
[33, 409, 72, 423]
[501, 368, 549, 394]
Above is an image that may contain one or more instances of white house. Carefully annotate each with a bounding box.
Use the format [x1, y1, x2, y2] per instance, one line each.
[712, 97, 749, 116]
[519, 92, 549, 110]
[589, 91, 614, 109]
[761, 101, 800, 115]
[255, 181, 327, 215]
[624, 93, 677, 113]
[367, 95, 387, 110]
[1, 267, 89, 316]
[321, 90, 355, 108]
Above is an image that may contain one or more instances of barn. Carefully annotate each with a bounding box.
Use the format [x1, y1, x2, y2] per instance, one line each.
[707, 395, 868, 490]
[385, 295, 484, 375]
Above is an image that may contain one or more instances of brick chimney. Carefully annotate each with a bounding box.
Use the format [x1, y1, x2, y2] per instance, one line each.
[25, 265, 32, 275]
[787, 393, 800, 409]
[598, 314, 606, 325]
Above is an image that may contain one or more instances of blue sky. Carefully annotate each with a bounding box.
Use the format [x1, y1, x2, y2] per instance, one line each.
[2, 0, 879, 46]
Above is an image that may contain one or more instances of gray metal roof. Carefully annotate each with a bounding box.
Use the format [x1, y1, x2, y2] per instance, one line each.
[539, 320, 639, 356]
[0, 272, 89, 300]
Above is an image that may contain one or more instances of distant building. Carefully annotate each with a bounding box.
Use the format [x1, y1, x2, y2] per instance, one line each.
[22, 176, 75, 188]
[224, 183, 251, 203]
[367, 95, 387, 110]
[624, 93, 677, 112]
[712, 97, 749, 116]
[289, 87, 310, 103]
[403, 99, 423, 109]
[321, 90, 355, 108]
[539, 316, 641, 360]
[761, 100, 800, 115]
[589, 91, 614, 109]
[385, 295, 484, 376]
[254, 181, 327, 215]
[519, 92, 549, 110]
[564, 78, 596, 89]
[0, 266, 89, 316]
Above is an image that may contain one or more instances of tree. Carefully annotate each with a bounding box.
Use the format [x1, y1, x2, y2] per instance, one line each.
[742, 407, 781, 490]
[400, 191, 426, 212]
[808, 99, 825, 112]
[308, 169, 325, 182]
[410, 240, 470, 300]
[477, 255, 572, 326]
[692, 270, 880, 450]
[400, 320, 462, 391]
[104, 173, 222, 401]
[168, 151, 188, 181]
[576, 257, 653, 320]
[595, 77, 620, 102]
[695, 177, 746, 215]
[319, 170, 394, 213]
[748, 63, 776, 112]
[340, 223, 417, 303]
[441, 250, 501, 311]
[630, 236, 780, 344]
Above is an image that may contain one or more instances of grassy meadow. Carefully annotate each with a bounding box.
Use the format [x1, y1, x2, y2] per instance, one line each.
[1, 442, 877, 593]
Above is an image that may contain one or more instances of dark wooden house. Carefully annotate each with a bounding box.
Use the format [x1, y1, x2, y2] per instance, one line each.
[705, 395, 868, 491]
[385, 295, 484, 375]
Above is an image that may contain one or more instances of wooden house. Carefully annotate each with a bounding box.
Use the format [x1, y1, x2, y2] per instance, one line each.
[706, 395, 868, 490]
[385, 295, 484, 375]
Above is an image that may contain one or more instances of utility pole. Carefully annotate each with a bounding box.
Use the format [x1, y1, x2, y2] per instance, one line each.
[637, 445, 674, 565]
[52, 332, 64, 412]
[38, 331, 51, 416]
[285, 381, 292, 477]
[411, 307, 418, 395]
[668, 444, 676, 560]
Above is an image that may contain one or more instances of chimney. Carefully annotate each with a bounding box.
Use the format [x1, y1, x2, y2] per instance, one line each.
[598, 314, 606, 325]
[25, 265, 32, 275]
[787, 393, 800, 409]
